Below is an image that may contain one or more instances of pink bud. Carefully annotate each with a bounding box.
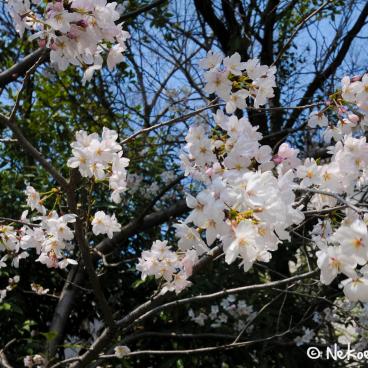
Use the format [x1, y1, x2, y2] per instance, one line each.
[67, 32, 76, 39]
[338, 106, 347, 116]
[77, 19, 88, 28]
[351, 75, 362, 82]
[272, 155, 284, 165]
[53, 2, 63, 12]
[205, 167, 213, 177]
[348, 113, 360, 124]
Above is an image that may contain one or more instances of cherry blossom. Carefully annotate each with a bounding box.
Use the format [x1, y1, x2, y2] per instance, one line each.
[316, 246, 357, 285]
[114, 345, 131, 358]
[341, 277, 368, 302]
[0, 190, 78, 270]
[7, 0, 130, 82]
[91, 211, 121, 239]
[67, 128, 129, 203]
[201, 52, 276, 109]
[308, 111, 328, 128]
[136, 240, 194, 294]
[25, 186, 47, 215]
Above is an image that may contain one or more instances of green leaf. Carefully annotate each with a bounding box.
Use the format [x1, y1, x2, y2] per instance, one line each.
[0, 303, 12, 311]
[23, 320, 37, 332]
[40, 330, 58, 341]
[131, 278, 146, 288]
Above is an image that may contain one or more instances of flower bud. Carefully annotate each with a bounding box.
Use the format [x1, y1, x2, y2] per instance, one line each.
[33, 355, 44, 365]
[348, 113, 360, 124]
[272, 155, 284, 164]
[205, 167, 213, 177]
[53, 1, 63, 12]
[77, 19, 88, 28]
[338, 106, 347, 115]
[351, 75, 362, 82]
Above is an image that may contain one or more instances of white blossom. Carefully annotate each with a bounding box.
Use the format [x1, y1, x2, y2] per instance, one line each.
[92, 211, 121, 239]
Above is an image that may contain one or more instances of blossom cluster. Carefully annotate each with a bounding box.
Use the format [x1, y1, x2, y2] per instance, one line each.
[0, 186, 77, 271]
[189, 295, 256, 332]
[200, 51, 276, 112]
[300, 78, 368, 304]
[136, 54, 302, 294]
[293, 132, 368, 302]
[136, 53, 368, 306]
[24, 354, 46, 368]
[0, 127, 127, 306]
[307, 74, 368, 142]
[312, 216, 368, 302]
[136, 240, 198, 294]
[137, 112, 304, 291]
[67, 128, 129, 204]
[91, 211, 121, 239]
[291, 124, 368, 304]
[294, 300, 368, 348]
[7, 0, 130, 83]
[341, 74, 368, 112]
[179, 112, 303, 272]
[0, 275, 20, 303]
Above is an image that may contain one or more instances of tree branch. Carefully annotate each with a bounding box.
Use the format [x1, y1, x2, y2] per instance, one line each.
[0, 48, 48, 88]
[121, 269, 318, 329]
[284, 1, 368, 130]
[120, 101, 219, 145]
[272, 0, 333, 66]
[0, 114, 69, 191]
[119, 0, 168, 22]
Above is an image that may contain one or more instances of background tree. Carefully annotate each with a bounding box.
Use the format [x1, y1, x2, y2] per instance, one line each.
[0, 1, 368, 367]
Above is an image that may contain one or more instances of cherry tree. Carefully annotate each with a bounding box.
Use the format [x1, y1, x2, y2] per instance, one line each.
[1, 1, 368, 367]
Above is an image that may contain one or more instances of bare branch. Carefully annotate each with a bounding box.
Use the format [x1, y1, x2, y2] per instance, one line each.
[0, 114, 69, 191]
[121, 269, 318, 329]
[297, 188, 365, 214]
[65, 171, 115, 328]
[0, 217, 41, 228]
[119, 0, 167, 22]
[273, 0, 334, 66]
[120, 100, 220, 145]
[0, 48, 48, 88]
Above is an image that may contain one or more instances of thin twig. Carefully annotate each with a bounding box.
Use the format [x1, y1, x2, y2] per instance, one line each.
[99, 329, 291, 357]
[121, 100, 220, 144]
[0, 217, 41, 228]
[118, 269, 318, 328]
[0, 113, 69, 190]
[9, 55, 45, 121]
[296, 188, 365, 214]
[232, 294, 282, 344]
[272, 0, 334, 65]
